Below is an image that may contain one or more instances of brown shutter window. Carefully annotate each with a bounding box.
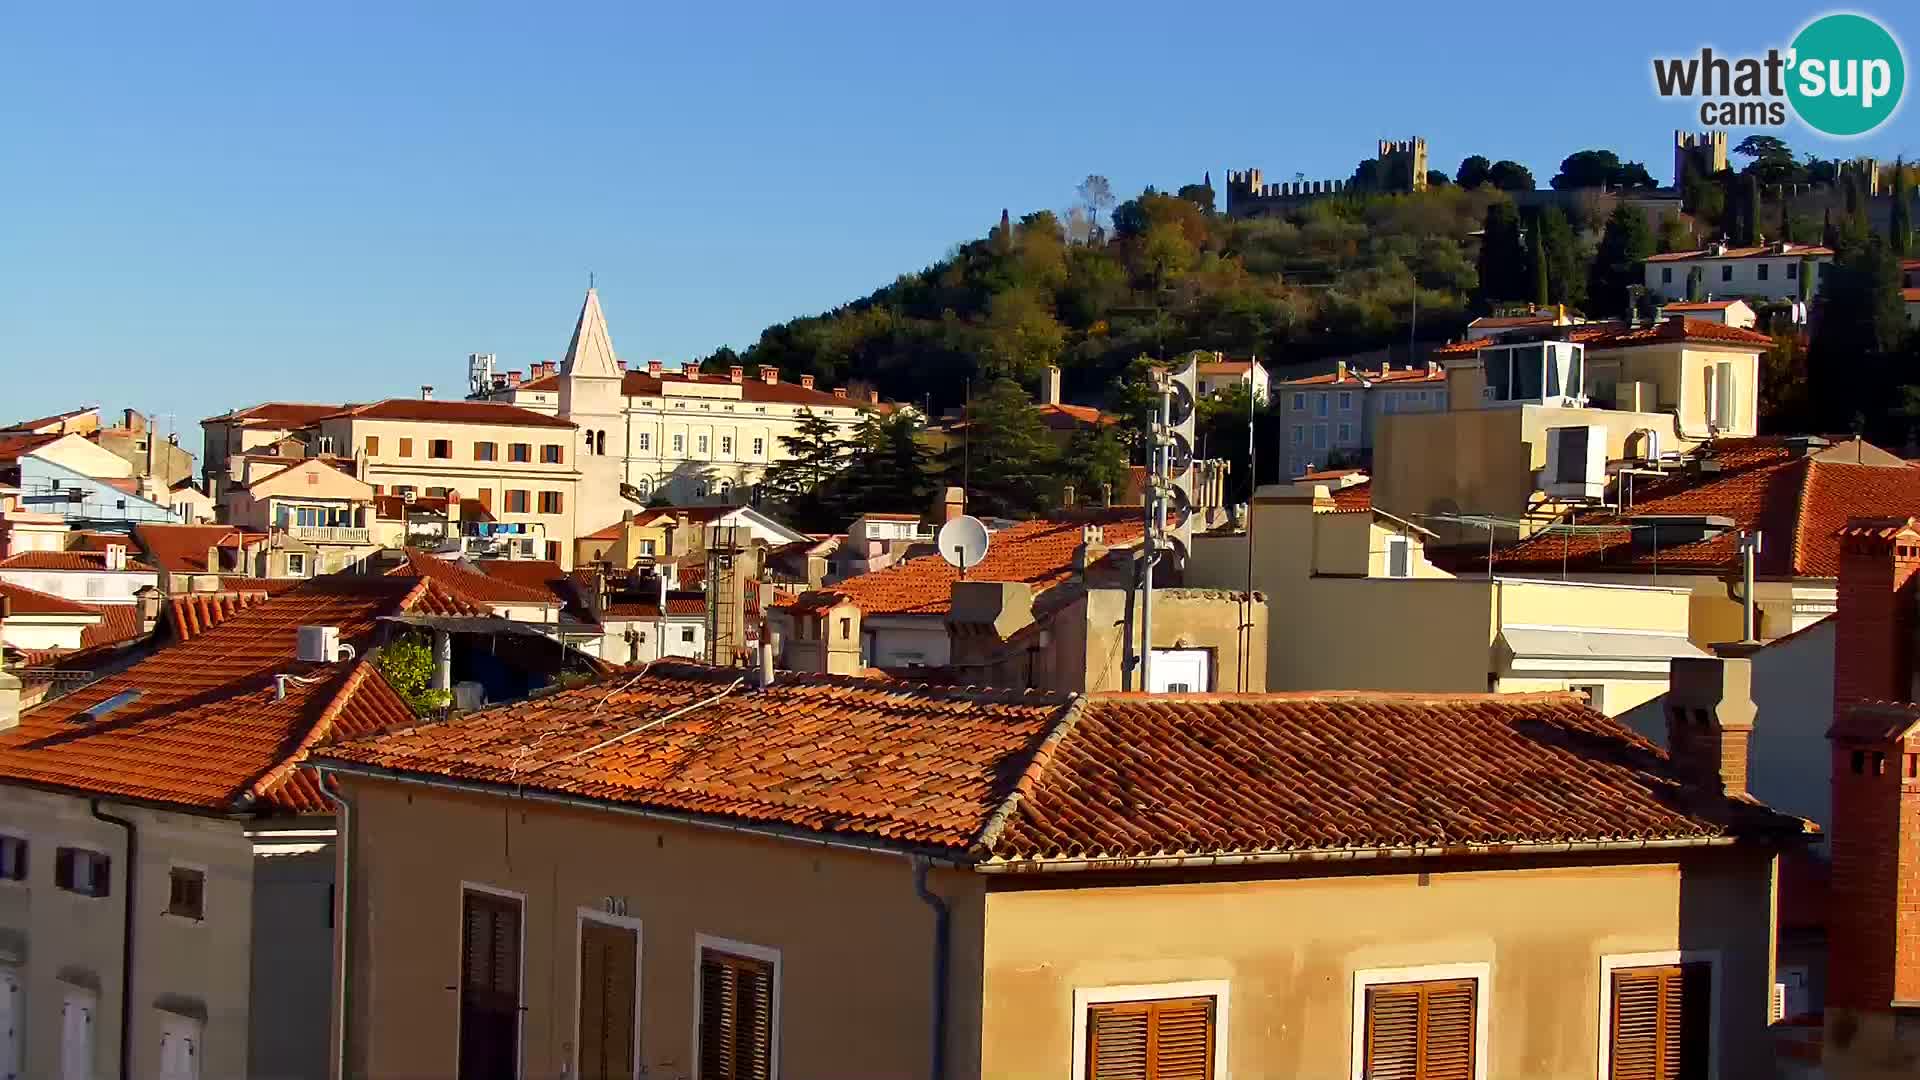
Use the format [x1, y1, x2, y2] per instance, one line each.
[398, 437, 413, 458]
[477, 488, 493, 511]
[459, 890, 522, 1080]
[1609, 964, 1710, 1080]
[1085, 996, 1215, 1079]
[1363, 978, 1476, 1079]
[699, 948, 774, 1080]
[364, 436, 379, 456]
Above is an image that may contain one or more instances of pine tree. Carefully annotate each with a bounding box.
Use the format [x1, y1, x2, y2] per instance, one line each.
[759, 409, 852, 531]
[831, 411, 937, 516]
[939, 378, 1060, 518]
[1587, 203, 1655, 318]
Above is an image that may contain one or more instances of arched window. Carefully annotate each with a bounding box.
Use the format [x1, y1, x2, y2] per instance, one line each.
[718, 479, 734, 501]
[634, 476, 652, 498]
[694, 481, 709, 499]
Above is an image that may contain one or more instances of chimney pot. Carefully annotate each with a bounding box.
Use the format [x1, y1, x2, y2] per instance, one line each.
[1663, 656, 1756, 797]
[762, 368, 780, 384]
[800, 375, 815, 390]
[868, 390, 880, 405]
[942, 486, 965, 525]
[1336, 361, 1349, 382]
[730, 365, 744, 384]
[648, 360, 663, 377]
[420, 385, 434, 400]
[833, 387, 847, 399]
[508, 371, 523, 387]
[682, 361, 699, 377]
[1043, 366, 1063, 406]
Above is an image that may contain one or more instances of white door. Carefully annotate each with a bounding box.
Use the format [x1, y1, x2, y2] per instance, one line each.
[61, 991, 95, 1080]
[0, 970, 19, 1080]
[1149, 649, 1211, 693]
[158, 1015, 201, 1080]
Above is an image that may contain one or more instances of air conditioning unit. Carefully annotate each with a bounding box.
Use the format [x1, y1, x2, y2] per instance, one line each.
[296, 625, 341, 663]
[1540, 425, 1607, 500]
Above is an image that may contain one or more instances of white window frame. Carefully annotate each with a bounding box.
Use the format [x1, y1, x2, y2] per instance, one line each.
[1596, 950, 1721, 1080]
[697, 435, 710, 455]
[1349, 962, 1491, 1080]
[752, 437, 765, 456]
[285, 553, 306, 578]
[1069, 979, 1230, 1080]
[672, 434, 685, 454]
[692, 933, 782, 1080]
[1337, 422, 1353, 443]
[573, 907, 644, 1080]
[637, 432, 651, 453]
[1569, 683, 1607, 713]
[456, 881, 527, 1080]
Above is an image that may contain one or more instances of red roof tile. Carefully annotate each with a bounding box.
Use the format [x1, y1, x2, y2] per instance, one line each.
[1645, 244, 1833, 262]
[202, 402, 347, 427]
[1281, 366, 1446, 386]
[79, 604, 146, 650]
[0, 431, 63, 463]
[132, 524, 264, 573]
[1490, 440, 1920, 578]
[603, 591, 706, 619]
[0, 550, 156, 573]
[0, 580, 102, 617]
[1329, 479, 1373, 513]
[316, 674, 1806, 860]
[785, 513, 1145, 617]
[390, 549, 560, 608]
[619, 371, 855, 409]
[0, 575, 468, 813]
[317, 399, 576, 429]
[473, 560, 574, 606]
[3, 406, 96, 433]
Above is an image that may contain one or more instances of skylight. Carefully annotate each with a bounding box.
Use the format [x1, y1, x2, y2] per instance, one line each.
[74, 690, 142, 723]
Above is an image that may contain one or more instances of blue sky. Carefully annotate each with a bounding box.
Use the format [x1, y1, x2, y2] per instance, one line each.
[3, 1, 1915, 440]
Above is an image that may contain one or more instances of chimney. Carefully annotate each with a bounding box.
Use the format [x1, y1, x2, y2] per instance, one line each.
[942, 486, 965, 525]
[420, 385, 434, 401]
[730, 365, 744, 384]
[1043, 366, 1063, 406]
[762, 368, 780, 384]
[1336, 360, 1349, 382]
[206, 545, 222, 576]
[682, 361, 699, 377]
[508, 371, 523, 387]
[1826, 516, 1920, 1022]
[1062, 484, 1076, 508]
[833, 387, 847, 399]
[800, 375, 815, 390]
[868, 390, 880, 405]
[648, 360, 663, 377]
[1662, 656, 1756, 797]
[135, 585, 164, 635]
[1072, 525, 1108, 573]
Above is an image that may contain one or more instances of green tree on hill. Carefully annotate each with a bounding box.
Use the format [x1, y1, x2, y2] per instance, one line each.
[1487, 160, 1535, 192]
[1475, 202, 1528, 308]
[1587, 203, 1655, 318]
[1456, 155, 1492, 188]
[939, 378, 1059, 518]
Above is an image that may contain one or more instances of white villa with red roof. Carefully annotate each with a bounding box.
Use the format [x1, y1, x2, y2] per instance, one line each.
[1643, 241, 1834, 303]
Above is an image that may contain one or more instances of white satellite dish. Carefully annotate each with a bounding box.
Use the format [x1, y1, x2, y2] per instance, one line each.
[937, 515, 991, 575]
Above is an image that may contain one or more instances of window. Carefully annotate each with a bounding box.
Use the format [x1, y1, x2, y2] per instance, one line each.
[637, 432, 651, 452]
[672, 434, 685, 454]
[538, 491, 564, 514]
[1721, 264, 1733, 282]
[1337, 423, 1353, 443]
[697, 435, 710, 455]
[1661, 267, 1673, 284]
[167, 866, 205, 920]
[426, 486, 450, 498]
[638, 539, 656, 556]
[55, 847, 110, 897]
[681, 627, 697, 644]
[364, 436, 380, 456]
[1604, 962, 1711, 1080]
[1386, 536, 1411, 579]
[1361, 977, 1479, 1080]
[505, 490, 530, 513]
[697, 942, 778, 1080]
[1338, 391, 1353, 411]
[0, 835, 26, 881]
[1570, 683, 1607, 712]
[1315, 394, 1330, 418]
[1292, 392, 1306, 410]
[541, 444, 564, 464]
[317, 435, 335, 455]
[1292, 425, 1305, 446]
[460, 889, 523, 1080]
[752, 438, 765, 456]
[429, 439, 453, 459]
[545, 541, 561, 562]
[286, 553, 307, 577]
[1084, 996, 1215, 1079]
[1787, 261, 1798, 279]
[1313, 425, 1328, 450]
[1757, 262, 1769, 282]
[474, 442, 497, 461]
[720, 436, 733, 455]
[509, 443, 531, 463]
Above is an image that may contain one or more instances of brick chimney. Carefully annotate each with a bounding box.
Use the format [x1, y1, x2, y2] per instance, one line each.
[1663, 655, 1756, 796]
[508, 371, 523, 387]
[762, 368, 780, 384]
[800, 375, 815, 390]
[832, 387, 847, 399]
[730, 365, 744, 384]
[1827, 517, 1920, 1020]
[1043, 365, 1063, 406]
[868, 390, 881, 405]
[942, 486, 965, 525]
[648, 360, 663, 377]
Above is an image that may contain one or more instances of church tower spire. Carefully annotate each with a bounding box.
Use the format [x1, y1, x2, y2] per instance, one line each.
[561, 287, 621, 379]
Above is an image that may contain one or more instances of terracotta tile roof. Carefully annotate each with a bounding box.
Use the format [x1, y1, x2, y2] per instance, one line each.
[785, 513, 1145, 618]
[473, 559, 574, 606]
[0, 431, 63, 462]
[1197, 359, 1255, 375]
[1434, 317, 1771, 359]
[202, 402, 347, 427]
[79, 604, 146, 650]
[1490, 440, 1920, 578]
[619, 371, 854, 409]
[168, 591, 269, 641]
[390, 549, 559, 608]
[1468, 314, 1563, 329]
[317, 674, 1806, 860]
[985, 692, 1807, 862]
[1279, 366, 1445, 387]
[1035, 403, 1113, 430]
[1645, 244, 1833, 262]
[0, 580, 101, 617]
[318, 666, 1074, 850]
[603, 590, 707, 619]
[3, 406, 96, 433]
[216, 575, 304, 595]
[1903, 288, 1920, 303]
[0, 575, 470, 813]
[133, 524, 263, 573]
[316, 399, 576, 429]
[518, 373, 559, 391]
[1329, 479, 1373, 513]
[0, 550, 156, 573]
[1661, 300, 1739, 310]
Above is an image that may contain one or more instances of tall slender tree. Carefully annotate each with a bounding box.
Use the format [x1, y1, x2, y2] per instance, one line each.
[1893, 158, 1913, 257]
[1587, 203, 1656, 318]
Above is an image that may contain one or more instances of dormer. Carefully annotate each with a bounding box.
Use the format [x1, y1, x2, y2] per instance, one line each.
[1475, 339, 1586, 408]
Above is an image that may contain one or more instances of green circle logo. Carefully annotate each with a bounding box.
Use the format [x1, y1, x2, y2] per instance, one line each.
[1788, 13, 1905, 136]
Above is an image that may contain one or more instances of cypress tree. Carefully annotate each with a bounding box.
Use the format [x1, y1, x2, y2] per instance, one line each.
[1893, 158, 1913, 257]
[1528, 214, 1548, 307]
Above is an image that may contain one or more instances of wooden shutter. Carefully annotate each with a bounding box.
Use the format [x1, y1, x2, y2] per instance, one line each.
[579, 923, 637, 1080]
[476, 487, 492, 511]
[1609, 964, 1710, 1080]
[1364, 979, 1476, 1080]
[700, 949, 773, 1080]
[1085, 996, 1215, 1080]
[459, 890, 521, 1080]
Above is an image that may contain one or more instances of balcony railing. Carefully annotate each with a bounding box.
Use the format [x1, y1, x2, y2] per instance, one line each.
[288, 525, 371, 545]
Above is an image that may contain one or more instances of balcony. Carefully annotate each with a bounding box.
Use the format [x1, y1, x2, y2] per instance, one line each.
[288, 525, 372, 545]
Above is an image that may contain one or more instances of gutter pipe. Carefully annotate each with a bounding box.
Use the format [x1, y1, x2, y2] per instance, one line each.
[89, 800, 136, 1080]
[912, 858, 951, 1080]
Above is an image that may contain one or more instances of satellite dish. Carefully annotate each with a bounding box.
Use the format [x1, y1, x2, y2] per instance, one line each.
[937, 515, 991, 574]
[1166, 381, 1195, 427]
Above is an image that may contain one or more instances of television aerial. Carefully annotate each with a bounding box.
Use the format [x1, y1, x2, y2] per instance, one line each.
[936, 515, 991, 577]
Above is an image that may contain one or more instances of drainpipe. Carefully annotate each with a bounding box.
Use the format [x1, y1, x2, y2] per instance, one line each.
[90, 800, 136, 1080]
[322, 777, 354, 1080]
[911, 857, 950, 1080]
